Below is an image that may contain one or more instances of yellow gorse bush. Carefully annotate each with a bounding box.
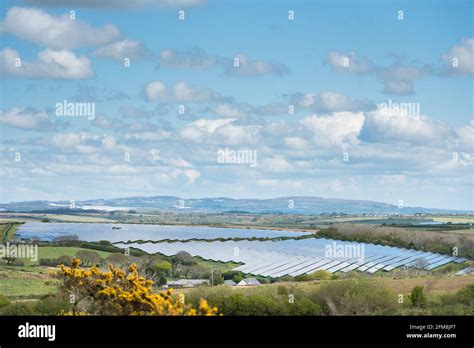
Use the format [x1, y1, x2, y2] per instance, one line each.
[52, 258, 219, 316]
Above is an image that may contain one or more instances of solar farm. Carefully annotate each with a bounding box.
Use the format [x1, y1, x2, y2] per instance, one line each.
[16, 222, 467, 278]
[114, 238, 466, 277]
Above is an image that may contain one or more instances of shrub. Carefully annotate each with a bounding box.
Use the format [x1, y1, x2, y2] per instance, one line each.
[33, 295, 70, 315]
[51, 258, 218, 316]
[409, 286, 427, 308]
[295, 270, 333, 282]
[106, 253, 129, 266]
[39, 258, 59, 267]
[0, 295, 11, 309]
[456, 284, 474, 306]
[222, 270, 243, 283]
[187, 286, 320, 316]
[0, 302, 36, 315]
[75, 250, 102, 267]
[154, 261, 172, 276]
[311, 279, 398, 315]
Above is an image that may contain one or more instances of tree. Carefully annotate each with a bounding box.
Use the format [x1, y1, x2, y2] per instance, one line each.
[154, 261, 172, 277]
[52, 258, 219, 316]
[173, 251, 195, 266]
[223, 271, 243, 283]
[157, 275, 167, 287]
[106, 253, 129, 266]
[58, 255, 73, 265]
[75, 250, 102, 267]
[409, 286, 427, 308]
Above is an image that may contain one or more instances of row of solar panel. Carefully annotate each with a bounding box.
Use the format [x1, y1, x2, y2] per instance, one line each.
[115, 240, 466, 277]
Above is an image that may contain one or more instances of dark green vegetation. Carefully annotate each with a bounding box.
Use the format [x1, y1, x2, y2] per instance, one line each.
[186, 280, 474, 316]
[0, 293, 70, 315]
[318, 224, 474, 258]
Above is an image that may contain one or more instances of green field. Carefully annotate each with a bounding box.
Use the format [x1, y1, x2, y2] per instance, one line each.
[0, 246, 114, 297]
[194, 257, 241, 273]
[0, 266, 58, 297]
[34, 246, 112, 264]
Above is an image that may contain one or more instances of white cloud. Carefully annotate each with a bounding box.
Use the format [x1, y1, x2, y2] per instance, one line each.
[93, 40, 149, 61]
[361, 105, 451, 145]
[455, 120, 474, 151]
[326, 51, 373, 74]
[144, 81, 223, 102]
[377, 64, 425, 95]
[291, 91, 374, 113]
[0, 108, 59, 131]
[213, 103, 249, 118]
[1, 7, 121, 49]
[301, 112, 365, 146]
[225, 53, 289, 76]
[91, 115, 126, 129]
[283, 136, 312, 150]
[181, 169, 200, 183]
[442, 38, 474, 75]
[1, 47, 94, 79]
[158, 49, 288, 77]
[51, 132, 93, 149]
[326, 49, 428, 95]
[264, 156, 294, 173]
[179, 118, 233, 141]
[179, 118, 260, 145]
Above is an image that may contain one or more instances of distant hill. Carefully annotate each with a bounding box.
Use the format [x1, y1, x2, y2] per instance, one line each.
[0, 196, 471, 215]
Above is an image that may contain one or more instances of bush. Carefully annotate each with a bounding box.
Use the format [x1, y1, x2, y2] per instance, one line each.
[51, 258, 219, 316]
[39, 255, 73, 267]
[0, 295, 11, 309]
[75, 250, 102, 267]
[311, 279, 398, 315]
[154, 260, 172, 276]
[106, 253, 129, 266]
[439, 284, 474, 309]
[33, 295, 70, 315]
[39, 258, 59, 267]
[409, 286, 427, 308]
[187, 286, 320, 316]
[222, 270, 243, 283]
[295, 270, 333, 282]
[0, 302, 36, 315]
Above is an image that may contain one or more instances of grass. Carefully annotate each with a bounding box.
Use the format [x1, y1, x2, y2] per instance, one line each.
[0, 246, 113, 297]
[431, 216, 474, 224]
[34, 246, 112, 264]
[0, 266, 58, 297]
[177, 273, 474, 298]
[8, 246, 113, 266]
[194, 257, 241, 273]
[373, 275, 474, 295]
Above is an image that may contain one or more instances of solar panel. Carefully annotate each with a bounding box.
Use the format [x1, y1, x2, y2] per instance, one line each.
[425, 256, 457, 270]
[289, 259, 335, 276]
[115, 235, 464, 277]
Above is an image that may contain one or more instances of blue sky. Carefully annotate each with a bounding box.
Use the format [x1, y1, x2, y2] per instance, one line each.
[0, 0, 473, 210]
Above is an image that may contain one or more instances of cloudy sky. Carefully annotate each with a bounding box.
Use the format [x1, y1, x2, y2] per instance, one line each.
[0, 0, 472, 210]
